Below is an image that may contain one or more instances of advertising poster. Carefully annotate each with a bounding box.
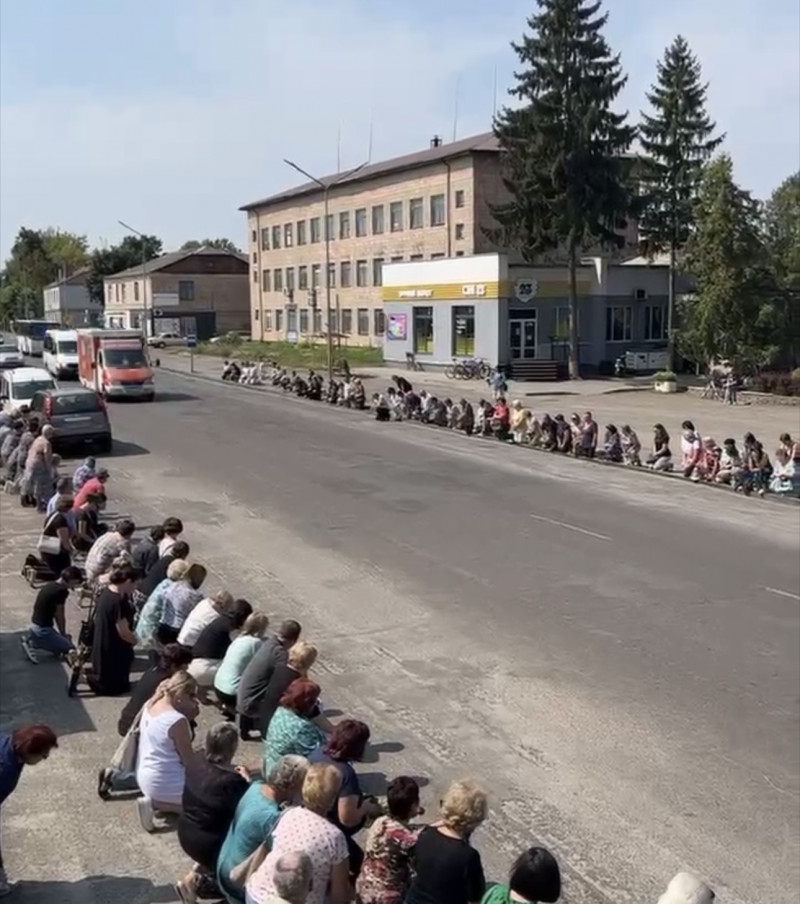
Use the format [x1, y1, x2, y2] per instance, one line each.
[387, 313, 407, 340]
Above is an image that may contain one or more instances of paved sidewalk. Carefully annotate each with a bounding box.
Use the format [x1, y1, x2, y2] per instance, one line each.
[162, 352, 799, 454]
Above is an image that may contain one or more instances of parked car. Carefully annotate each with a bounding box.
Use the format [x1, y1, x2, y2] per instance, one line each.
[29, 387, 112, 453]
[209, 331, 250, 344]
[1, 367, 57, 414]
[0, 343, 25, 369]
[146, 332, 188, 349]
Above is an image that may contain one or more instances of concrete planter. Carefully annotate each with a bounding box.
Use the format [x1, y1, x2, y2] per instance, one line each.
[654, 380, 678, 393]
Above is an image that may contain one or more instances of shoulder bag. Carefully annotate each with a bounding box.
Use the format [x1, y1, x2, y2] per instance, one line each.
[37, 514, 63, 556]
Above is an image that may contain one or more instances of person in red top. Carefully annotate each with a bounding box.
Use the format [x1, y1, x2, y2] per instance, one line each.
[491, 398, 510, 440]
[72, 467, 109, 509]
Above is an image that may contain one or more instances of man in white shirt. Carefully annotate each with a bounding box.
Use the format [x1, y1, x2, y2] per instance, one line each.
[177, 590, 233, 647]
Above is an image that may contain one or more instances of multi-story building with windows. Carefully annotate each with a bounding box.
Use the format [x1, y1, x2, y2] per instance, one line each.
[240, 133, 508, 347]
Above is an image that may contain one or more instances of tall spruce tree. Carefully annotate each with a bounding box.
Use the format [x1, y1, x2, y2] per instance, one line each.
[491, 0, 635, 379]
[638, 35, 723, 368]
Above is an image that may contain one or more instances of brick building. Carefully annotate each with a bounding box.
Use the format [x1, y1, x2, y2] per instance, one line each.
[240, 133, 509, 347]
[103, 247, 250, 339]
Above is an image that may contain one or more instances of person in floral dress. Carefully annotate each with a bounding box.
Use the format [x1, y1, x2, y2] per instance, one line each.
[355, 776, 423, 904]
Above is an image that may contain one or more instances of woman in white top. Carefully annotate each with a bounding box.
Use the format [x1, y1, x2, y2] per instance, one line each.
[245, 762, 350, 904]
[135, 670, 199, 833]
[177, 590, 234, 647]
[158, 516, 183, 558]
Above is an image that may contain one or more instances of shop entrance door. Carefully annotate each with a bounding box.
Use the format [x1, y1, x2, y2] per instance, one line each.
[509, 317, 537, 359]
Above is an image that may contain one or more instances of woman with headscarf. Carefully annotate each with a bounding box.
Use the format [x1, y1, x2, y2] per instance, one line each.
[72, 456, 96, 493]
[21, 425, 56, 511]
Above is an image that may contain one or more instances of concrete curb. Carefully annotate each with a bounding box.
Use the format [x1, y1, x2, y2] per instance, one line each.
[158, 364, 800, 508]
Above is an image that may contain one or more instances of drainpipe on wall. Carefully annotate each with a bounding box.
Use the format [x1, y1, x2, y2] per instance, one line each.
[443, 159, 453, 257]
[255, 213, 264, 341]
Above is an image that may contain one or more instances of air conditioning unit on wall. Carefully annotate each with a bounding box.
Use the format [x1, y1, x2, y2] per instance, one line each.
[634, 288, 648, 300]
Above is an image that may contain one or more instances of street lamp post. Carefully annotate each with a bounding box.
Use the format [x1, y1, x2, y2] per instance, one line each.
[118, 220, 153, 337]
[283, 159, 366, 383]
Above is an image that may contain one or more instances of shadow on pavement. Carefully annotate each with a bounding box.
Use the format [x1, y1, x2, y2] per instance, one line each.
[110, 440, 150, 457]
[152, 390, 199, 403]
[11, 876, 175, 904]
[0, 631, 96, 738]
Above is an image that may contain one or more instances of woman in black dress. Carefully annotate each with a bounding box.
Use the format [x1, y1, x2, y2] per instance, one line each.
[176, 722, 249, 902]
[89, 565, 138, 696]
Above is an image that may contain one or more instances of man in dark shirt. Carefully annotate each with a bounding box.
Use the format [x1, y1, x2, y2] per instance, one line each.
[21, 566, 83, 664]
[236, 619, 301, 739]
[137, 540, 190, 600]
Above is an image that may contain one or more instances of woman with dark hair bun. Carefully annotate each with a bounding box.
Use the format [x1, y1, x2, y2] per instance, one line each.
[0, 723, 58, 894]
[88, 565, 138, 697]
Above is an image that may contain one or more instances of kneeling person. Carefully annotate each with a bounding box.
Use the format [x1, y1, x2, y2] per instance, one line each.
[21, 566, 84, 664]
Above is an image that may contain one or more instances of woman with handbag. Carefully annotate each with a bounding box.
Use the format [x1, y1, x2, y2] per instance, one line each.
[38, 495, 75, 577]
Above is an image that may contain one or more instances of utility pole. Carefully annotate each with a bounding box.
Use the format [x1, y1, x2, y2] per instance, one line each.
[282, 159, 367, 382]
[118, 220, 153, 336]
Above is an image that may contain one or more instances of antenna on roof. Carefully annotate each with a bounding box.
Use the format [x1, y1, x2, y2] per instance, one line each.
[452, 75, 460, 142]
[492, 65, 498, 121]
[337, 124, 342, 173]
[367, 116, 374, 164]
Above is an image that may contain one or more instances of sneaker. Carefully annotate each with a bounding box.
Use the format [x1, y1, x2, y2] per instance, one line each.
[136, 795, 156, 833]
[20, 634, 39, 664]
[174, 876, 198, 904]
[97, 767, 114, 801]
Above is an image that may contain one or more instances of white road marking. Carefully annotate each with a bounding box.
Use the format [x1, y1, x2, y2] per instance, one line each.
[762, 586, 800, 601]
[529, 513, 612, 542]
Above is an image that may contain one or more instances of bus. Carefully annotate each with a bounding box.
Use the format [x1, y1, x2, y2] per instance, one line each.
[13, 319, 62, 356]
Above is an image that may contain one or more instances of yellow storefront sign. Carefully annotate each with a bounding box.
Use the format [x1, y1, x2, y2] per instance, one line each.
[382, 279, 589, 302]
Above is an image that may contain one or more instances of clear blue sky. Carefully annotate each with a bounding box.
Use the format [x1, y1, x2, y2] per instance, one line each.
[1, 0, 798, 261]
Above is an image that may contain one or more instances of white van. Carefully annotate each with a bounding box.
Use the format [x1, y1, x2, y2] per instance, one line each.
[0, 367, 57, 414]
[43, 329, 79, 379]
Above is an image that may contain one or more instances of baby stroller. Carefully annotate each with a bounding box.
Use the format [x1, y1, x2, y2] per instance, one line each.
[67, 583, 97, 697]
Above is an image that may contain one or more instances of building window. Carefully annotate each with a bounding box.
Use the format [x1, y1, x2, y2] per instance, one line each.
[390, 201, 403, 232]
[107, 284, 114, 303]
[340, 261, 352, 288]
[455, 223, 465, 240]
[325, 214, 334, 241]
[273, 269, 283, 292]
[298, 265, 308, 290]
[374, 309, 385, 336]
[452, 305, 475, 356]
[271, 225, 281, 249]
[275, 309, 283, 331]
[254, 308, 259, 321]
[311, 264, 321, 288]
[355, 208, 367, 237]
[552, 306, 578, 340]
[329, 310, 338, 334]
[296, 220, 306, 245]
[115, 284, 120, 302]
[372, 258, 384, 286]
[251, 228, 257, 243]
[455, 251, 464, 257]
[285, 267, 295, 291]
[341, 309, 352, 334]
[252, 269, 258, 283]
[372, 205, 385, 235]
[357, 308, 370, 335]
[313, 308, 322, 333]
[413, 307, 434, 354]
[133, 281, 139, 301]
[284, 223, 293, 247]
[121, 283, 127, 302]
[410, 254, 423, 261]
[262, 269, 271, 292]
[327, 264, 336, 288]
[178, 280, 194, 301]
[261, 227, 269, 250]
[431, 252, 446, 259]
[287, 307, 298, 333]
[264, 310, 272, 331]
[430, 193, 446, 226]
[356, 259, 368, 287]
[299, 308, 309, 333]
[390, 255, 403, 262]
[310, 217, 321, 243]
[409, 197, 424, 229]
[455, 189, 465, 208]
[644, 305, 666, 341]
[339, 212, 351, 239]
[605, 306, 632, 342]
[252, 251, 258, 264]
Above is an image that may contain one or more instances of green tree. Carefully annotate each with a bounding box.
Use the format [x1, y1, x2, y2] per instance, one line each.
[763, 172, 800, 364]
[85, 234, 163, 306]
[491, 0, 635, 378]
[638, 35, 723, 368]
[180, 238, 241, 253]
[41, 228, 89, 277]
[681, 156, 782, 369]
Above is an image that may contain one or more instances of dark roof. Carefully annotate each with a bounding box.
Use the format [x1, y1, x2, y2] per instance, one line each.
[106, 247, 248, 280]
[44, 266, 90, 289]
[240, 131, 500, 211]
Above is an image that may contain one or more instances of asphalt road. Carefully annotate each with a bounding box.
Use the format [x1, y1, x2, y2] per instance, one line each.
[3, 368, 799, 903]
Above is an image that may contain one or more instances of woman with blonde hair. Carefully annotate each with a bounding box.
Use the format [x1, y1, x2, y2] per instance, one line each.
[135, 558, 191, 649]
[406, 779, 487, 904]
[213, 612, 270, 717]
[135, 670, 199, 833]
[256, 640, 318, 735]
[245, 762, 350, 904]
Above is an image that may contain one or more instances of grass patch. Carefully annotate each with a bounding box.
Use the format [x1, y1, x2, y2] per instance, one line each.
[197, 339, 384, 370]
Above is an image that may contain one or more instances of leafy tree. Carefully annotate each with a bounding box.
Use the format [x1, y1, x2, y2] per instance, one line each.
[763, 172, 800, 364]
[681, 156, 782, 369]
[638, 35, 723, 368]
[181, 238, 241, 253]
[41, 228, 89, 277]
[491, 0, 635, 378]
[85, 234, 163, 306]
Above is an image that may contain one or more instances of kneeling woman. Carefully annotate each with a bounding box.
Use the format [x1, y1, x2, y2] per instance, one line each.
[135, 671, 199, 832]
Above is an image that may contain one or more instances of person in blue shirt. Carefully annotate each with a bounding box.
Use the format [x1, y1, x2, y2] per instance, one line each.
[0, 724, 58, 896]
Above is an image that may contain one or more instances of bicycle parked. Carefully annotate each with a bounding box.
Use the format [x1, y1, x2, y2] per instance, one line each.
[444, 357, 491, 380]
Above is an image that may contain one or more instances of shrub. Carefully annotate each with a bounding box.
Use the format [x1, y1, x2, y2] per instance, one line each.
[752, 371, 800, 396]
[653, 371, 677, 382]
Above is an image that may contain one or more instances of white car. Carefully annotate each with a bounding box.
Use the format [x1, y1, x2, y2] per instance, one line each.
[0, 343, 25, 369]
[1, 367, 58, 413]
[147, 332, 188, 349]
